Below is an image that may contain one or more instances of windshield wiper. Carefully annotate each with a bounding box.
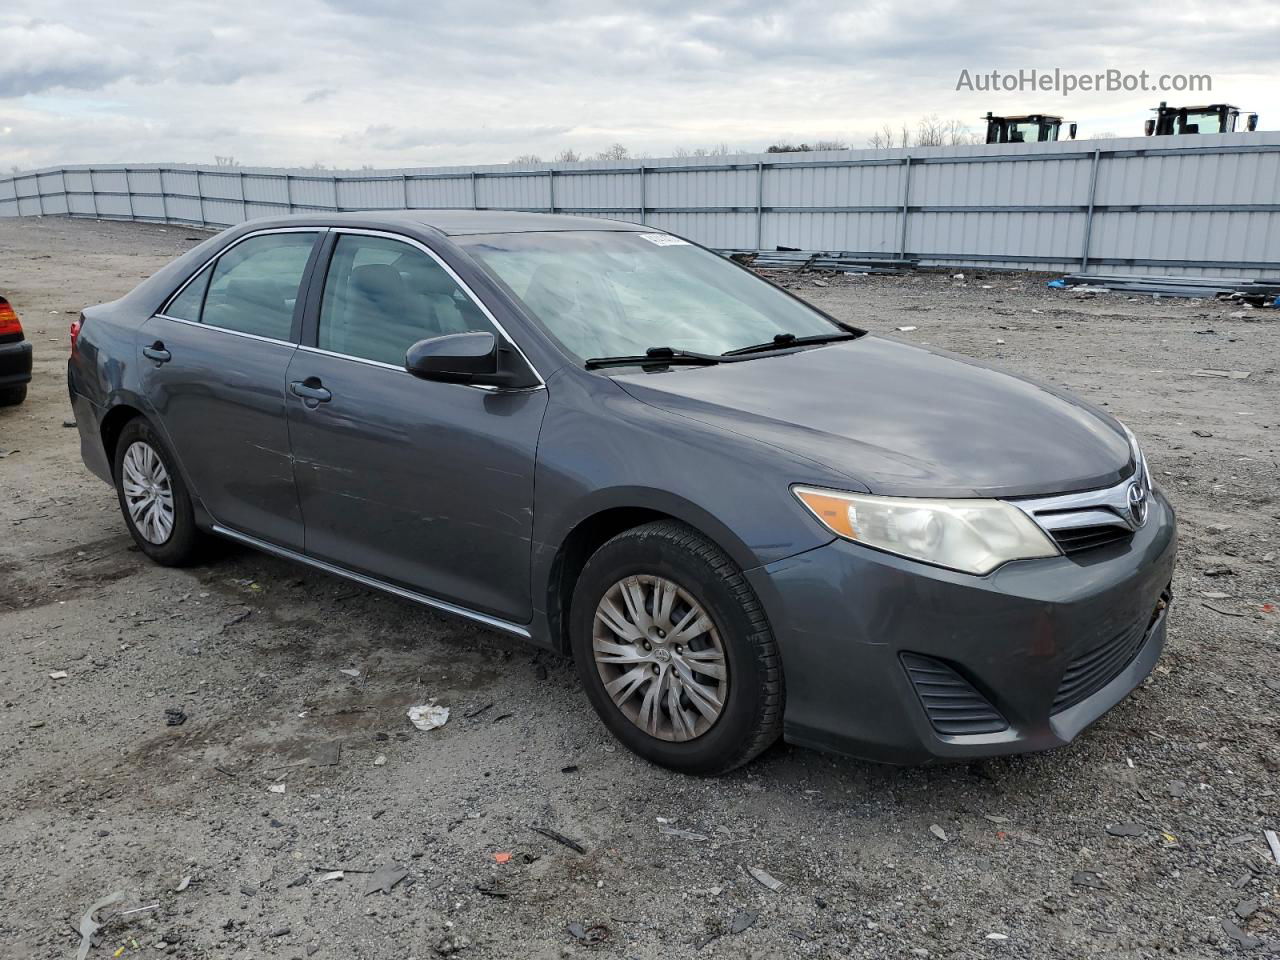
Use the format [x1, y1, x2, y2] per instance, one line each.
[720, 330, 859, 357]
[584, 346, 723, 370]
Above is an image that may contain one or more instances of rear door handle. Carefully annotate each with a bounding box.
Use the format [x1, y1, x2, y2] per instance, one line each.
[289, 378, 332, 406]
[142, 341, 171, 363]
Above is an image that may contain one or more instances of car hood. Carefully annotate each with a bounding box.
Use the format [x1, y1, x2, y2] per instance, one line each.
[609, 336, 1134, 498]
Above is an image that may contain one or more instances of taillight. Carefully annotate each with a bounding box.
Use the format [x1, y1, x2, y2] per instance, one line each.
[0, 297, 21, 338]
[70, 314, 84, 353]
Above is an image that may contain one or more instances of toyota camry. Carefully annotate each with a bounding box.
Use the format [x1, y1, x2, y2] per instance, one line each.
[67, 211, 1176, 774]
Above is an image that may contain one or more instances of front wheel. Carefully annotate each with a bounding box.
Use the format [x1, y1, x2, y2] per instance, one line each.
[569, 520, 783, 775]
[112, 418, 205, 565]
[0, 385, 26, 407]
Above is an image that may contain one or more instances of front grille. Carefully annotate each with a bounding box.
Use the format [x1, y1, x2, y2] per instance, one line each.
[1050, 524, 1134, 555]
[901, 653, 1008, 736]
[1052, 606, 1160, 713]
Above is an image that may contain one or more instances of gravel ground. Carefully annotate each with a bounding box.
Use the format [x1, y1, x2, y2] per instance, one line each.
[1, 216, 1277, 960]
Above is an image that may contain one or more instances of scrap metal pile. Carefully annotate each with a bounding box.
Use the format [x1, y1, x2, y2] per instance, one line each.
[725, 249, 918, 274]
[1049, 272, 1280, 305]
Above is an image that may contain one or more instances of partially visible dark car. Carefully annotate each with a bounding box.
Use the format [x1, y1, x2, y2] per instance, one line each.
[67, 212, 1176, 775]
[0, 295, 32, 406]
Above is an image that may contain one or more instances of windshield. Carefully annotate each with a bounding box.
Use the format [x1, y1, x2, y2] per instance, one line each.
[458, 231, 843, 360]
[1182, 109, 1225, 133]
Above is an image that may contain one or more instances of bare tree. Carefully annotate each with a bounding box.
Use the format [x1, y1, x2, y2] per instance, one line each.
[869, 117, 977, 149]
[593, 143, 630, 161]
[554, 149, 580, 162]
[510, 153, 543, 164]
[915, 114, 948, 147]
[214, 155, 241, 167]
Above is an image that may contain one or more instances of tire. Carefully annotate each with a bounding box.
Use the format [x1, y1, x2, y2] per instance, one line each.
[0, 385, 26, 407]
[570, 520, 783, 775]
[112, 418, 204, 566]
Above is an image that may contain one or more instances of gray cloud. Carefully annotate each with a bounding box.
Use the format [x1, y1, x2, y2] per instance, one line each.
[0, 20, 137, 96]
[2, 0, 1277, 171]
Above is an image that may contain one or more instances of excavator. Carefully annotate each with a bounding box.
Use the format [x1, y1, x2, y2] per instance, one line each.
[1145, 102, 1259, 136]
[983, 113, 1077, 144]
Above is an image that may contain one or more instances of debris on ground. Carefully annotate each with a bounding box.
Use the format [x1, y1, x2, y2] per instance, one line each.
[929, 824, 948, 842]
[475, 877, 509, 898]
[896, 325, 918, 332]
[1221, 919, 1262, 949]
[338, 667, 361, 678]
[174, 876, 191, 893]
[729, 910, 758, 934]
[1265, 829, 1280, 866]
[164, 707, 186, 726]
[363, 863, 409, 895]
[434, 934, 470, 955]
[1105, 822, 1145, 837]
[1202, 601, 1244, 617]
[318, 871, 344, 882]
[659, 824, 709, 841]
[407, 701, 450, 731]
[1190, 368, 1251, 379]
[1072, 872, 1107, 890]
[75, 891, 124, 960]
[530, 825, 586, 854]
[747, 865, 784, 891]
[566, 922, 609, 944]
[267, 783, 286, 794]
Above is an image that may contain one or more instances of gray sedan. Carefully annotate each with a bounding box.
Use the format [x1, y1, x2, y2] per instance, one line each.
[67, 211, 1176, 774]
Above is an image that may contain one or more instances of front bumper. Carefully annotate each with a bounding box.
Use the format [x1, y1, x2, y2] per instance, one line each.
[749, 488, 1177, 764]
[0, 339, 32, 387]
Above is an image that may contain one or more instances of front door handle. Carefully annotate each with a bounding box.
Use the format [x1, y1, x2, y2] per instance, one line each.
[289, 378, 332, 406]
[142, 341, 171, 364]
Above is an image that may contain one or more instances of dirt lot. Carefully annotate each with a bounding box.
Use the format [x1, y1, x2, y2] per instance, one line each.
[1, 216, 1277, 960]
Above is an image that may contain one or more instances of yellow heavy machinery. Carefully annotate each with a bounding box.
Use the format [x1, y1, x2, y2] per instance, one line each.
[1145, 102, 1258, 136]
[983, 113, 1077, 144]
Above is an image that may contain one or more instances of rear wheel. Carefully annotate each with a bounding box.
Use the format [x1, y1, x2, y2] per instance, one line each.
[112, 418, 204, 565]
[0, 385, 26, 407]
[570, 520, 783, 775]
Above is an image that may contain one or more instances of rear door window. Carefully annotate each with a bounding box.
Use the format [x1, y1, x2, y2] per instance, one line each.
[165, 266, 211, 322]
[197, 232, 318, 340]
[317, 234, 495, 366]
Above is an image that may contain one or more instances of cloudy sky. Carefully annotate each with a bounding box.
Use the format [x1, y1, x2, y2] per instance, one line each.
[3, 0, 1277, 172]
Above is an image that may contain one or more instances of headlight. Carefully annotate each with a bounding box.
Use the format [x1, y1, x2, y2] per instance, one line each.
[793, 486, 1060, 575]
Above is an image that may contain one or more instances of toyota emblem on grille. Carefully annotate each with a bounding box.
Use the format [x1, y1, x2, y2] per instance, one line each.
[1126, 481, 1149, 528]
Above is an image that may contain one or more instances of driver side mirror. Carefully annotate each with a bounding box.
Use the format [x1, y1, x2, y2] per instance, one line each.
[405, 332, 537, 388]
[1068, 123, 1077, 140]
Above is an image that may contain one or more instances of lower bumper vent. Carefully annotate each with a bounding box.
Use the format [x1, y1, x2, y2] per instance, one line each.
[1052, 596, 1166, 714]
[901, 653, 1008, 736]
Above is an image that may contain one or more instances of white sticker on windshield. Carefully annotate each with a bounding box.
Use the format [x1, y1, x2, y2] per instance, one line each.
[639, 233, 689, 246]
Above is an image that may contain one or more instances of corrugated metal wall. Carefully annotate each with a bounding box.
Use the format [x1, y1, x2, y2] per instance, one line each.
[4, 133, 1278, 277]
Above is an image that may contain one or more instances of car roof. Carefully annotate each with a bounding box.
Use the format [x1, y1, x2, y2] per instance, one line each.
[245, 209, 649, 237]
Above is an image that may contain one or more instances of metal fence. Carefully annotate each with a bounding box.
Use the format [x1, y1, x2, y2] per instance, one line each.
[4, 133, 1279, 277]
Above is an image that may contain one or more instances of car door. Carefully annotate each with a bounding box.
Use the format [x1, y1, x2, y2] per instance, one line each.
[138, 228, 321, 549]
[285, 229, 548, 622]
